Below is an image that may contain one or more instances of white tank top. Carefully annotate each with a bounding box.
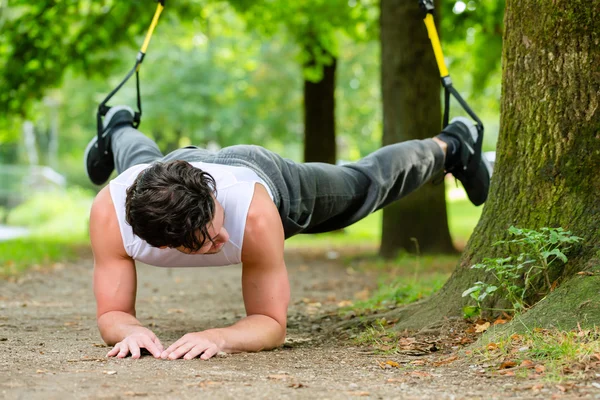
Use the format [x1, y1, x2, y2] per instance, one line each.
[109, 162, 273, 267]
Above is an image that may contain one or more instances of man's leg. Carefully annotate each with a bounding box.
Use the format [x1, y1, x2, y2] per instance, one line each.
[292, 117, 491, 235]
[85, 106, 164, 184]
[291, 138, 446, 235]
[215, 118, 489, 238]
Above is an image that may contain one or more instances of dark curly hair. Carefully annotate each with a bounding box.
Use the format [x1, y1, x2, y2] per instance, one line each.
[125, 160, 217, 251]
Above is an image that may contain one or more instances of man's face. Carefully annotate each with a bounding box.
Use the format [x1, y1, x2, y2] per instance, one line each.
[161, 200, 229, 255]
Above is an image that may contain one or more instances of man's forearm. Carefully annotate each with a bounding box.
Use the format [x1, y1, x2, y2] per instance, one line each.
[215, 314, 286, 353]
[97, 310, 143, 345]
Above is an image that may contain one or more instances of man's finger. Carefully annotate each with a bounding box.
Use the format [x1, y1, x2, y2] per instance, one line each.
[128, 340, 141, 359]
[168, 342, 196, 360]
[199, 345, 219, 360]
[106, 344, 121, 357]
[117, 343, 130, 358]
[161, 338, 186, 359]
[183, 344, 210, 360]
[140, 336, 162, 358]
[153, 336, 164, 353]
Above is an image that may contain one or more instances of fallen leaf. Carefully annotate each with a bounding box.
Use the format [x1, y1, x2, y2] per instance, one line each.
[36, 369, 46, 374]
[475, 322, 491, 333]
[520, 360, 535, 368]
[499, 361, 517, 370]
[386, 378, 407, 384]
[555, 384, 567, 392]
[577, 271, 595, 276]
[409, 360, 426, 366]
[493, 318, 508, 325]
[385, 360, 400, 368]
[432, 355, 458, 366]
[337, 300, 353, 307]
[550, 280, 559, 291]
[510, 334, 522, 341]
[502, 371, 515, 376]
[409, 371, 432, 378]
[593, 353, 600, 362]
[288, 383, 305, 389]
[531, 384, 544, 392]
[487, 343, 499, 351]
[123, 391, 149, 397]
[535, 365, 546, 373]
[460, 337, 473, 345]
[346, 391, 370, 397]
[185, 381, 221, 388]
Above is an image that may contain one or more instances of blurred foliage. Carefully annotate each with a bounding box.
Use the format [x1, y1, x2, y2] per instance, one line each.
[0, 0, 504, 184]
[228, 0, 378, 81]
[7, 187, 93, 239]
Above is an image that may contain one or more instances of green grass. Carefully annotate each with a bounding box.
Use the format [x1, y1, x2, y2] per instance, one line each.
[346, 272, 451, 316]
[1, 188, 93, 276]
[0, 237, 84, 276]
[476, 328, 600, 383]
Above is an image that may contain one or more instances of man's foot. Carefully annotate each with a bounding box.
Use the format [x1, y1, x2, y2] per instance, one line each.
[84, 106, 134, 185]
[438, 117, 492, 206]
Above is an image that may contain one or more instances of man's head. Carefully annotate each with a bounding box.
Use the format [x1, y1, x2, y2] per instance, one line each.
[125, 160, 228, 254]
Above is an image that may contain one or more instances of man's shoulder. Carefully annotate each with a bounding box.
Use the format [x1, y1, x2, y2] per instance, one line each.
[241, 183, 283, 263]
[245, 184, 279, 234]
[91, 186, 115, 220]
[90, 186, 128, 258]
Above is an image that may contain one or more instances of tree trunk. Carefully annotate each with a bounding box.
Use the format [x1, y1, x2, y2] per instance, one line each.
[384, 0, 600, 331]
[303, 58, 337, 164]
[379, 0, 455, 257]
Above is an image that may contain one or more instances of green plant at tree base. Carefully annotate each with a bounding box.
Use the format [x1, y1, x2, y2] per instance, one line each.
[462, 227, 582, 318]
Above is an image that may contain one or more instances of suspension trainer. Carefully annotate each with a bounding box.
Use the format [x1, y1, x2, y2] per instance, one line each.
[419, 0, 484, 151]
[96, 0, 166, 155]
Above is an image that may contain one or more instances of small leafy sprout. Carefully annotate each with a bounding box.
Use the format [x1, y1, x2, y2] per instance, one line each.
[462, 227, 582, 318]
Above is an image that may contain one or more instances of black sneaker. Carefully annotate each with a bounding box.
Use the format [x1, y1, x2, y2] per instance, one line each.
[84, 106, 134, 185]
[441, 117, 492, 206]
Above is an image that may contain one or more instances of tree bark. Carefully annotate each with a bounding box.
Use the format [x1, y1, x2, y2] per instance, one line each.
[303, 58, 337, 164]
[385, 0, 600, 331]
[379, 0, 455, 257]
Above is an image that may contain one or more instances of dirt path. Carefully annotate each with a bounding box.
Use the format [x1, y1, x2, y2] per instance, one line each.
[0, 249, 595, 399]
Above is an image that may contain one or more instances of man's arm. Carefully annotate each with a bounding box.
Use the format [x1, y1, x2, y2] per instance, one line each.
[90, 188, 163, 358]
[161, 184, 289, 360]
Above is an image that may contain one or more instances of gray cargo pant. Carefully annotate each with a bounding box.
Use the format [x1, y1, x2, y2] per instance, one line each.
[110, 127, 445, 239]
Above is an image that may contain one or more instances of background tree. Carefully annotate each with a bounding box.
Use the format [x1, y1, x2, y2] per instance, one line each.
[373, 0, 600, 330]
[379, 0, 455, 257]
[229, 0, 377, 163]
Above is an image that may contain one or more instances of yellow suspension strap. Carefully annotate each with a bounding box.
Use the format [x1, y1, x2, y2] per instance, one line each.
[419, 0, 484, 152]
[96, 0, 165, 155]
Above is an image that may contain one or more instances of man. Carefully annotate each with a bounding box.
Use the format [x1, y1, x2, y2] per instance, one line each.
[86, 105, 491, 361]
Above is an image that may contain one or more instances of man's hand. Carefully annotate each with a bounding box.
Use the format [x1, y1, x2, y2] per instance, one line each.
[106, 326, 164, 359]
[161, 330, 224, 360]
